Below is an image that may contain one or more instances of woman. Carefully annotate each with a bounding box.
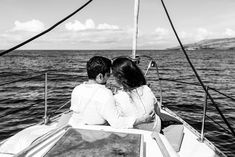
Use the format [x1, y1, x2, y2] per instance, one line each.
[112, 57, 161, 132]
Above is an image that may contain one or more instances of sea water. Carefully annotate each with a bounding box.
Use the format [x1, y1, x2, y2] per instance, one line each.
[0, 49, 234, 156]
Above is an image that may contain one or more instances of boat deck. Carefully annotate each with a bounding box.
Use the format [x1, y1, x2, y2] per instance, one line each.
[0, 109, 226, 157]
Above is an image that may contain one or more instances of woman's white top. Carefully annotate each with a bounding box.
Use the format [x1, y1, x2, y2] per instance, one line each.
[114, 85, 157, 118]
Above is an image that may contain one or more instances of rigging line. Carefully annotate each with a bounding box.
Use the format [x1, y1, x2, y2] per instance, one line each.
[0, 73, 44, 86]
[159, 78, 235, 102]
[208, 87, 235, 102]
[159, 78, 201, 87]
[0, 0, 93, 57]
[0, 69, 54, 86]
[160, 0, 235, 136]
[206, 115, 231, 135]
[50, 100, 71, 118]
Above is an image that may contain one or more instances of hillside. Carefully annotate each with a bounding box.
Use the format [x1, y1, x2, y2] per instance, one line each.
[169, 37, 235, 50]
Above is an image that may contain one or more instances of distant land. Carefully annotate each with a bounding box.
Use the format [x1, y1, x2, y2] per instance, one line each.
[168, 37, 235, 50]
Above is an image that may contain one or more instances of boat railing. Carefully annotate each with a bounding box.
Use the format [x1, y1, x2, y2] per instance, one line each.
[0, 71, 71, 127]
[200, 86, 208, 142]
[141, 55, 235, 142]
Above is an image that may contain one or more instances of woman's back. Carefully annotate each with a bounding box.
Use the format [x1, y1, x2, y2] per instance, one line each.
[114, 85, 156, 118]
[112, 57, 161, 132]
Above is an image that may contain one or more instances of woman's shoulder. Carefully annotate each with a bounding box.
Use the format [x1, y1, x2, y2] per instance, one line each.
[136, 85, 152, 92]
[137, 85, 156, 98]
[143, 85, 154, 91]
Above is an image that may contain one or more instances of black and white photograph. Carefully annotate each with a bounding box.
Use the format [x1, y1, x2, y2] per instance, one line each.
[0, 0, 234, 156]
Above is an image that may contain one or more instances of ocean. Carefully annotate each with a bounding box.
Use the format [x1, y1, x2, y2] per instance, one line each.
[0, 49, 234, 156]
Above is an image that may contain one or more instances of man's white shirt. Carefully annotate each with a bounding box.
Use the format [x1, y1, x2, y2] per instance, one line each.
[69, 82, 135, 129]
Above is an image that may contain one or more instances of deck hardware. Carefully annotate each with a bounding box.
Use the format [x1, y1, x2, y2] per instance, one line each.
[199, 86, 208, 142]
[44, 73, 49, 124]
[154, 61, 163, 108]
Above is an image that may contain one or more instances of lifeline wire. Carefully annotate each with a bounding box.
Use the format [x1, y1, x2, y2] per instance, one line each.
[0, 0, 93, 57]
[160, 0, 235, 136]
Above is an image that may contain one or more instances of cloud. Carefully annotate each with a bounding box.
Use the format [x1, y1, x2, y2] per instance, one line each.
[5, 18, 235, 50]
[154, 27, 193, 41]
[62, 29, 130, 44]
[1, 19, 45, 43]
[224, 28, 235, 37]
[62, 19, 127, 48]
[154, 27, 169, 37]
[1, 33, 24, 41]
[0, 18, 131, 49]
[65, 19, 119, 31]
[133, 27, 174, 49]
[179, 31, 191, 39]
[195, 28, 212, 41]
[97, 23, 119, 30]
[11, 19, 45, 32]
[65, 19, 95, 31]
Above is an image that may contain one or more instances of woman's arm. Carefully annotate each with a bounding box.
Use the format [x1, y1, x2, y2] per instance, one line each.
[133, 110, 155, 126]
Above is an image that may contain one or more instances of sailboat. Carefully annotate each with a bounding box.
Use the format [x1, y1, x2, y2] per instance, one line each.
[0, 0, 234, 156]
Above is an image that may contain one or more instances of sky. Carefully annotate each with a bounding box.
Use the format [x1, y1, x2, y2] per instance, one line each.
[1, 0, 235, 50]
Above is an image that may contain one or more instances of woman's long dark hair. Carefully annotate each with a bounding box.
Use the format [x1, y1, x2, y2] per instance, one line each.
[112, 57, 146, 91]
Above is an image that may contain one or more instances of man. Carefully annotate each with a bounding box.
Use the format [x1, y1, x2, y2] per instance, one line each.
[69, 56, 154, 129]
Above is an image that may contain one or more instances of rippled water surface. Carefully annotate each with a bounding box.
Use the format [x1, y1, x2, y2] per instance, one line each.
[0, 50, 234, 156]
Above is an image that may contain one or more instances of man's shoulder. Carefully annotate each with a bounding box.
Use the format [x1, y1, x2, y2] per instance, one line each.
[72, 83, 113, 97]
[97, 85, 113, 96]
[73, 83, 85, 91]
[93, 85, 114, 104]
[72, 83, 93, 95]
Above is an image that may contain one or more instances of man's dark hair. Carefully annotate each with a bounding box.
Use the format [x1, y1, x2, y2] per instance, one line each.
[86, 56, 111, 79]
[112, 57, 146, 91]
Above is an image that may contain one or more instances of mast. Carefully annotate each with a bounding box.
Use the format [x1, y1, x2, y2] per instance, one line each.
[132, 0, 140, 59]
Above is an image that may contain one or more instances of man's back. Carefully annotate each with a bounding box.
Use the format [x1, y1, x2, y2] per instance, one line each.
[69, 83, 114, 127]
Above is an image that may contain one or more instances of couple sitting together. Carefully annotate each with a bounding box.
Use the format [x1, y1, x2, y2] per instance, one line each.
[68, 56, 161, 131]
